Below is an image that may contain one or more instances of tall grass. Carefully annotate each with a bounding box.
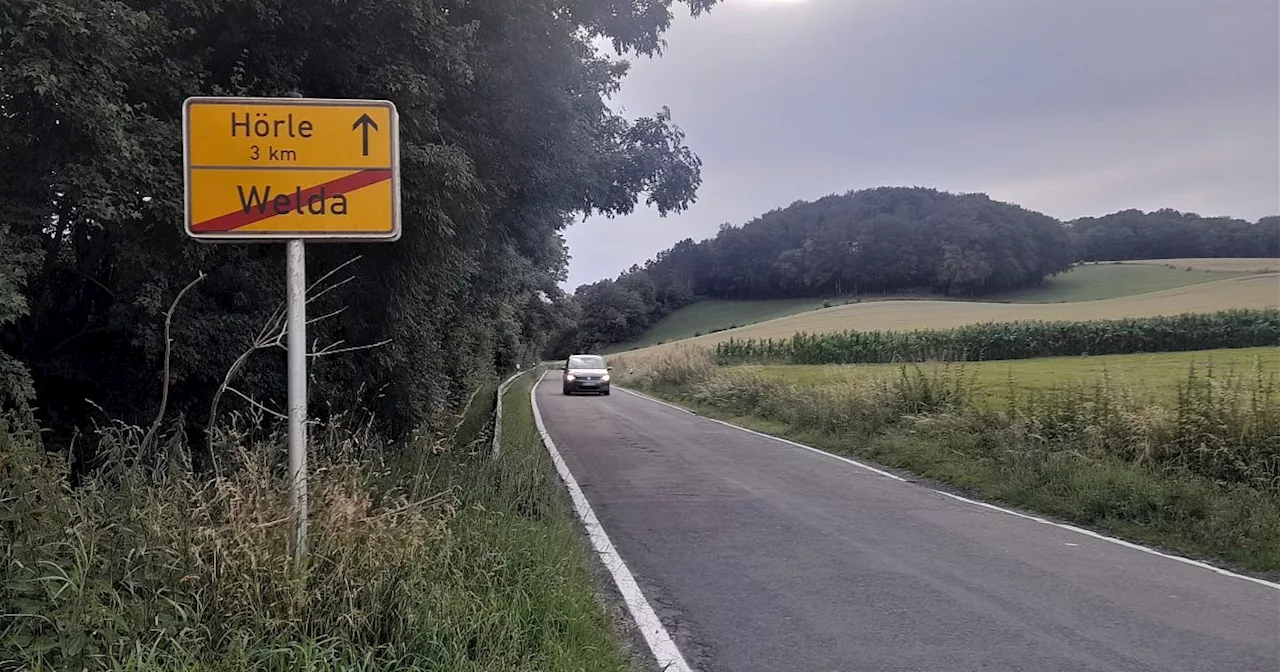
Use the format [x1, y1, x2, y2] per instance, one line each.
[715, 309, 1280, 365]
[1, 372, 626, 671]
[621, 351, 1280, 570]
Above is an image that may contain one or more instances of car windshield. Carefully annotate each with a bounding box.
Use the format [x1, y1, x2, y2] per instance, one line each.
[568, 355, 606, 369]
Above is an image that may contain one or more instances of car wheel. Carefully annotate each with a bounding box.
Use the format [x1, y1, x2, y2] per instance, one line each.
[563, 387, 571, 396]
[602, 389, 610, 396]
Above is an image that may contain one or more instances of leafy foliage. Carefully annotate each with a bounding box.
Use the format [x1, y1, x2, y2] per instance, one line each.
[714, 309, 1280, 365]
[0, 0, 713, 451]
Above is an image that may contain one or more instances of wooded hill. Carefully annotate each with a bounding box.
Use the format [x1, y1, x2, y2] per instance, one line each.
[563, 187, 1278, 352]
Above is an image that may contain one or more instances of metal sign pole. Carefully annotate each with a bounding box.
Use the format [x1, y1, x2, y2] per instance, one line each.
[286, 239, 309, 567]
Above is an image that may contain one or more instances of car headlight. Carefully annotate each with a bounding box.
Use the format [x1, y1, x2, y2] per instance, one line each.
[565, 374, 576, 381]
[601, 374, 610, 382]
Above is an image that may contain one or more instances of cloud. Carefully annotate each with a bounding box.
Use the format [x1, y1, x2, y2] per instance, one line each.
[565, 0, 1280, 287]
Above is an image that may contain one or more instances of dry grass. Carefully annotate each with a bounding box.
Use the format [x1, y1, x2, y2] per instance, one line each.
[621, 274, 1280, 360]
[1118, 258, 1280, 273]
[0, 374, 628, 672]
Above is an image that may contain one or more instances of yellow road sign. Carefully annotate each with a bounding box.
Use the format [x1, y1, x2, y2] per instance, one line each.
[183, 97, 400, 241]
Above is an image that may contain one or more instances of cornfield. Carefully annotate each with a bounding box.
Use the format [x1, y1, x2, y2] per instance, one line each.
[715, 309, 1280, 365]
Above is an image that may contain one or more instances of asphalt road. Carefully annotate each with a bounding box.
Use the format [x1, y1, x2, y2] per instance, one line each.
[534, 375, 1280, 672]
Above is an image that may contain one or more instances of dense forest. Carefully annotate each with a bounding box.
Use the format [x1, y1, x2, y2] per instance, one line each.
[0, 0, 716, 451]
[562, 188, 1279, 352]
[1073, 211, 1279, 261]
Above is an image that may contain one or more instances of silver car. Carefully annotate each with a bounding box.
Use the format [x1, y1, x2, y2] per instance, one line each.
[562, 354, 611, 395]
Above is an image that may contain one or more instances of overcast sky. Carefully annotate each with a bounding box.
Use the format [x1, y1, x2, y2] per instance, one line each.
[562, 0, 1280, 288]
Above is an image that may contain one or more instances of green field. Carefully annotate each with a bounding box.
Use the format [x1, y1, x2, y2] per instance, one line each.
[742, 346, 1280, 408]
[621, 261, 1265, 352]
[613, 297, 830, 350]
[990, 262, 1248, 303]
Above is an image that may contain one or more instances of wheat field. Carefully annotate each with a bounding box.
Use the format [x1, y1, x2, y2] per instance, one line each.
[622, 273, 1280, 358]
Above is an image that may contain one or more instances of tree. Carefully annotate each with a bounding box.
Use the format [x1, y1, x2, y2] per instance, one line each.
[1071, 209, 1279, 261]
[0, 0, 718, 453]
[936, 244, 993, 296]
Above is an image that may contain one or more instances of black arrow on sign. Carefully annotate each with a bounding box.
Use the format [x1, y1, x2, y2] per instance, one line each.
[352, 113, 379, 157]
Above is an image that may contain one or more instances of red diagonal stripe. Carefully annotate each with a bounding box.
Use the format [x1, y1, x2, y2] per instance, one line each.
[192, 169, 392, 232]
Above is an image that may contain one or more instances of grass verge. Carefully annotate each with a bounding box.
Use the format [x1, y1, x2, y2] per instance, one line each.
[0, 372, 628, 671]
[621, 350, 1280, 575]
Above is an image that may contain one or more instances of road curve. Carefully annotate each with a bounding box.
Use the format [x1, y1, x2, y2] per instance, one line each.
[533, 375, 1280, 672]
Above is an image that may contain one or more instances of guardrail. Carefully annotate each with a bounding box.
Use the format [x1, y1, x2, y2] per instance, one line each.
[491, 368, 532, 460]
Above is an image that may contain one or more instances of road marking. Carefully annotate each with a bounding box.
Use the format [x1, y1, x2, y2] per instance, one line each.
[618, 386, 906, 482]
[616, 387, 698, 415]
[531, 374, 695, 672]
[932, 490, 1280, 591]
[617, 386, 1280, 592]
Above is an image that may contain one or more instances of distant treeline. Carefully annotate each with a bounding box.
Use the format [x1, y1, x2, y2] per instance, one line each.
[714, 309, 1280, 366]
[557, 187, 1278, 352]
[1073, 211, 1279, 261]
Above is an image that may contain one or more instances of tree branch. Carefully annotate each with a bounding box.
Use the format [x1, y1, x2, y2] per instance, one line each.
[206, 254, 388, 459]
[226, 386, 287, 420]
[308, 339, 392, 358]
[142, 271, 206, 451]
[306, 306, 346, 325]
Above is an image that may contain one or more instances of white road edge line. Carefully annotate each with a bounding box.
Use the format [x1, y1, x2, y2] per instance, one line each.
[617, 386, 1280, 592]
[531, 373, 695, 672]
[617, 386, 698, 415]
[618, 386, 906, 482]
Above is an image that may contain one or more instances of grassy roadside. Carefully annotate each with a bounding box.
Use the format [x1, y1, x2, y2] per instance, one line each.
[484, 370, 637, 670]
[419, 370, 632, 671]
[0, 372, 629, 671]
[620, 352, 1280, 575]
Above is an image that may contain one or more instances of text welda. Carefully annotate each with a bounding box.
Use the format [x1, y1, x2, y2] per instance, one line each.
[237, 185, 348, 216]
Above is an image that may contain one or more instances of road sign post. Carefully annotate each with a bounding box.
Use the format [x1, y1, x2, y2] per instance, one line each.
[286, 239, 308, 565]
[183, 97, 400, 568]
